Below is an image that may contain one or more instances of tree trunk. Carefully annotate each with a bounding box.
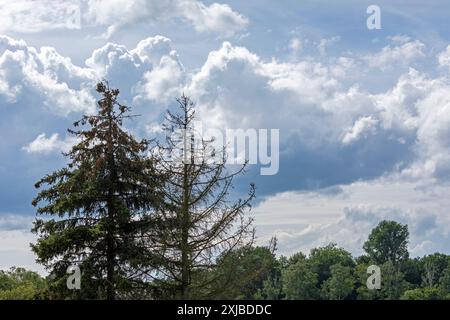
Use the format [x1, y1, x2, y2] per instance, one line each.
[106, 220, 115, 300]
[181, 112, 190, 299]
[106, 107, 116, 300]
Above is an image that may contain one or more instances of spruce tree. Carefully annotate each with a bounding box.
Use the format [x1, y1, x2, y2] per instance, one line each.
[32, 82, 162, 299]
[147, 95, 255, 299]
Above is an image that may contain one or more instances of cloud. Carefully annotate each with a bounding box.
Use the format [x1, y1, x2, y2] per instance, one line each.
[2, 34, 450, 190]
[187, 41, 341, 139]
[289, 37, 302, 57]
[86, 0, 248, 38]
[252, 178, 450, 257]
[0, 1, 247, 38]
[0, 35, 96, 115]
[0, 214, 42, 273]
[438, 45, 450, 71]
[365, 39, 425, 71]
[1, 33, 450, 193]
[183, 40, 450, 189]
[0, 35, 185, 160]
[317, 36, 340, 56]
[23, 133, 77, 154]
[179, 1, 248, 37]
[0, 214, 33, 231]
[0, 34, 184, 119]
[0, 0, 80, 33]
[84, 35, 185, 108]
[342, 116, 378, 145]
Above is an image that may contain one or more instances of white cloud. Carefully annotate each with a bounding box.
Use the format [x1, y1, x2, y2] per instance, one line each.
[0, 230, 41, 273]
[184, 40, 450, 185]
[0, 35, 96, 115]
[0, 35, 185, 120]
[0, 214, 42, 273]
[0, 1, 247, 38]
[342, 116, 378, 144]
[289, 37, 302, 57]
[23, 133, 77, 154]
[85, 35, 185, 105]
[253, 178, 450, 257]
[0, 214, 32, 231]
[388, 34, 412, 44]
[2, 33, 450, 191]
[179, 1, 248, 37]
[0, 0, 80, 33]
[317, 36, 340, 56]
[86, 0, 247, 38]
[187, 41, 341, 146]
[365, 40, 425, 71]
[438, 45, 450, 71]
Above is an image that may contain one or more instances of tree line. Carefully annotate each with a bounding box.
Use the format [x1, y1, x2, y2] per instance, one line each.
[1, 82, 449, 300]
[3, 219, 450, 300]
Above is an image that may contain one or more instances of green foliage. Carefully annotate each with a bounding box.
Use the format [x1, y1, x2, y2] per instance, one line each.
[208, 245, 278, 300]
[401, 257, 422, 287]
[439, 266, 450, 294]
[421, 253, 450, 288]
[253, 273, 283, 300]
[7, 220, 450, 300]
[363, 220, 409, 265]
[401, 287, 444, 300]
[0, 268, 47, 300]
[309, 244, 355, 286]
[379, 261, 409, 300]
[283, 259, 318, 300]
[321, 264, 355, 300]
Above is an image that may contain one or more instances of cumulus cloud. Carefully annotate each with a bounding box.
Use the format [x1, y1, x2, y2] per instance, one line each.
[184, 40, 450, 187]
[187, 41, 341, 141]
[3, 34, 450, 188]
[86, 0, 247, 38]
[0, 35, 185, 156]
[84, 35, 185, 105]
[23, 133, 77, 154]
[2, 32, 450, 201]
[0, 35, 96, 115]
[0, 34, 185, 119]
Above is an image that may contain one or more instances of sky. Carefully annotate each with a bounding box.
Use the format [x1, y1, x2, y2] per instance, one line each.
[1, 0, 450, 273]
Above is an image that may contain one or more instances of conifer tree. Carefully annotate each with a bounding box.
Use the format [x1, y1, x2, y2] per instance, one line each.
[147, 95, 255, 299]
[32, 82, 162, 300]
